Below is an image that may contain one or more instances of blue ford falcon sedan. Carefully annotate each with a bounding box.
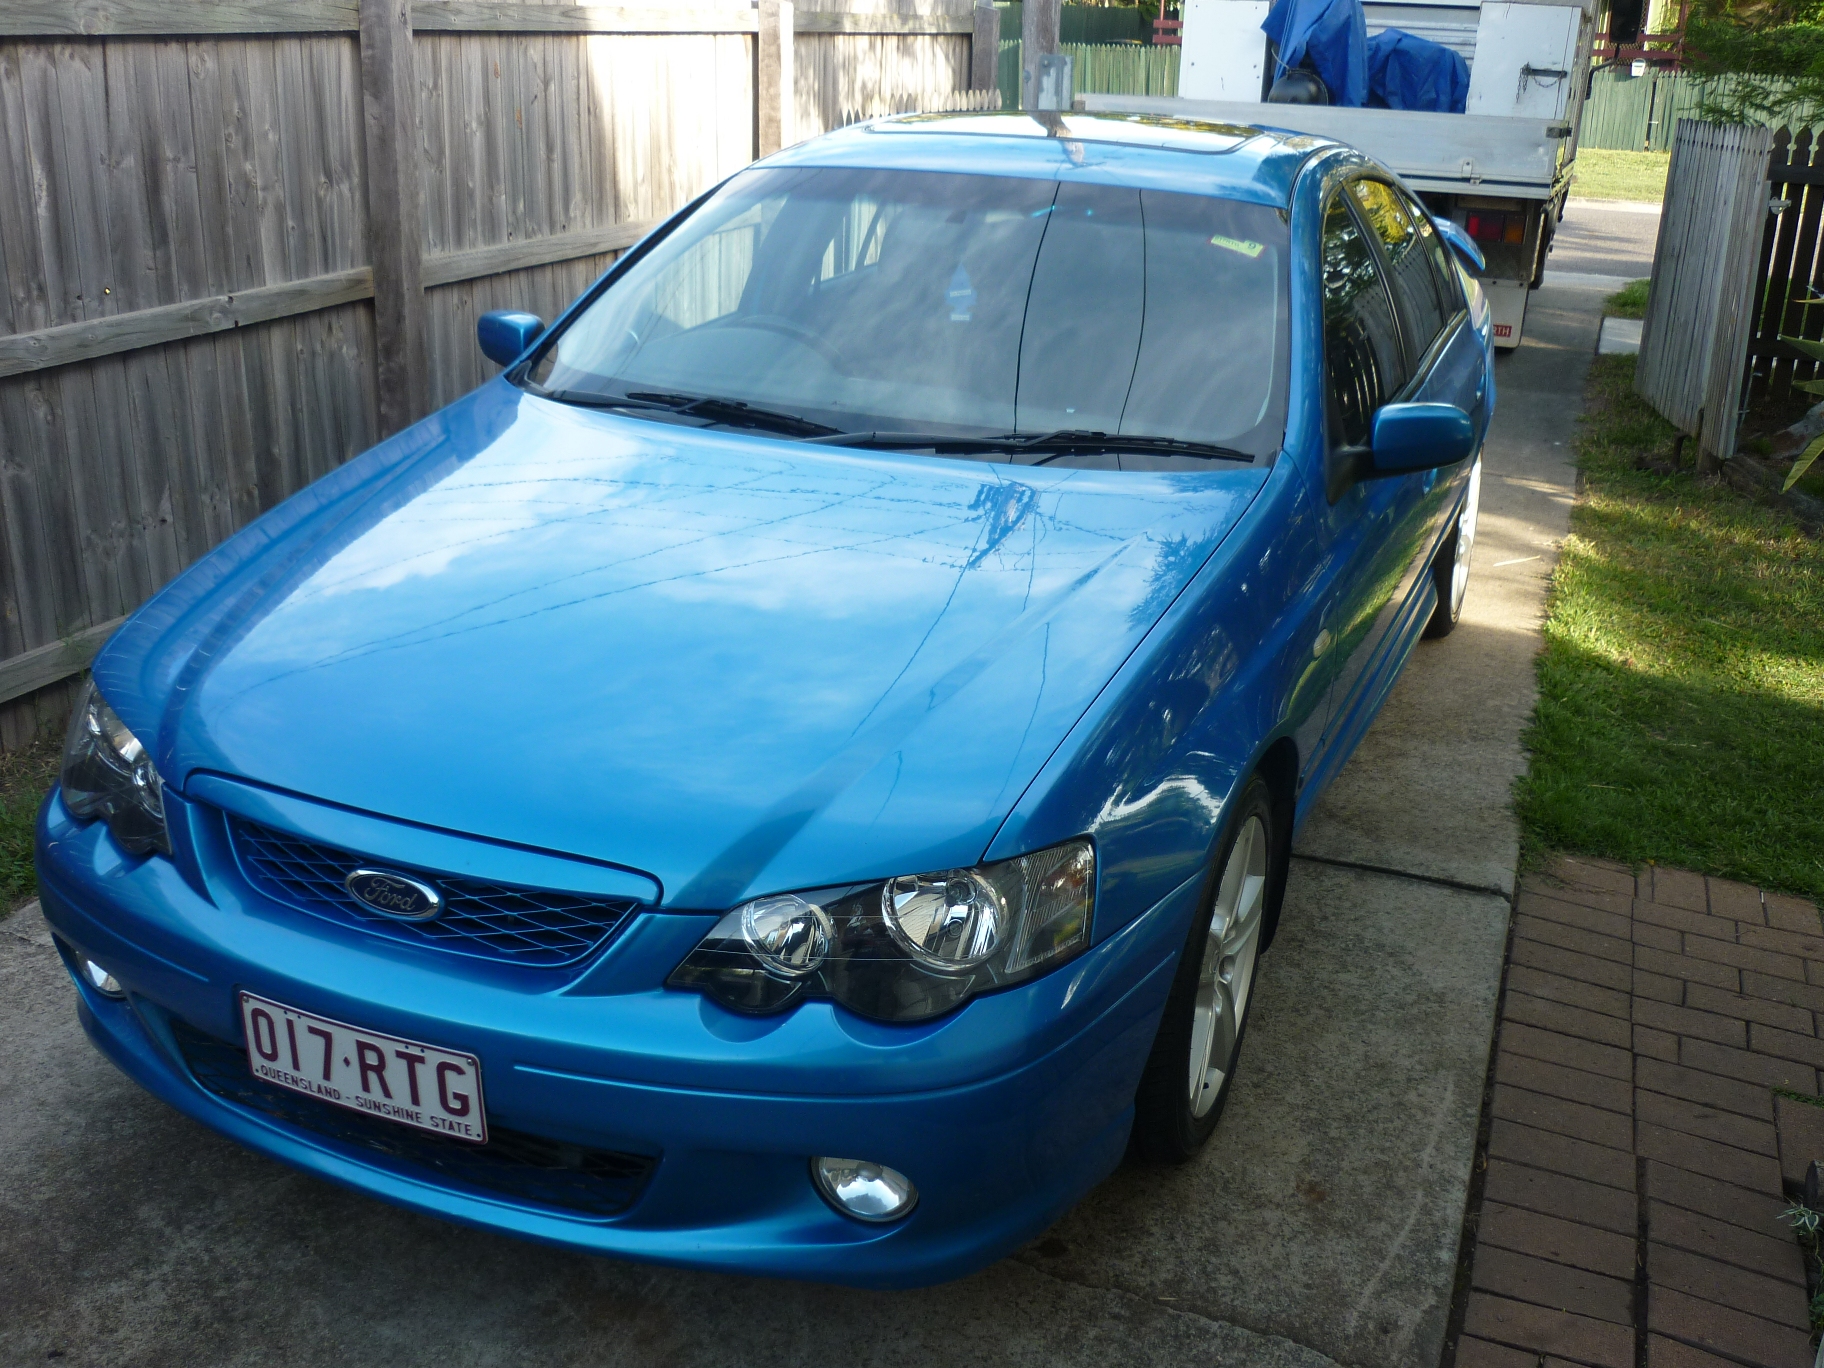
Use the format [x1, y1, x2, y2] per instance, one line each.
[36, 111, 1491, 1288]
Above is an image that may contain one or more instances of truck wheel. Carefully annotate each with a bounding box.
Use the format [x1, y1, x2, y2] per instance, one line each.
[1131, 775, 1278, 1162]
[1424, 456, 1482, 639]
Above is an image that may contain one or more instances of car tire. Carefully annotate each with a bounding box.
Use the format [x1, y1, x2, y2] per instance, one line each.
[1423, 455, 1482, 640]
[1130, 774, 1278, 1163]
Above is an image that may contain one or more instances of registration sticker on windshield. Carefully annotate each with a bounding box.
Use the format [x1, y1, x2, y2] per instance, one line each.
[1210, 235, 1264, 259]
[946, 265, 977, 322]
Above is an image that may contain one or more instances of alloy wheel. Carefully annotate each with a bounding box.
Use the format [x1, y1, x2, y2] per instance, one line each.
[1187, 814, 1268, 1119]
[1450, 458, 1483, 619]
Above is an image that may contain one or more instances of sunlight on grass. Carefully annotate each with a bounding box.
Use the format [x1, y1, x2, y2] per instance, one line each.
[1604, 279, 1650, 320]
[1572, 149, 1670, 204]
[1516, 356, 1824, 901]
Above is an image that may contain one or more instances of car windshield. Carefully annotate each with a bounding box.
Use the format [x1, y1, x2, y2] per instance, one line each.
[526, 165, 1290, 461]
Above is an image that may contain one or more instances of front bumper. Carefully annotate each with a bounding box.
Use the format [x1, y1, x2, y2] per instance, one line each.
[34, 792, 1198, 1288]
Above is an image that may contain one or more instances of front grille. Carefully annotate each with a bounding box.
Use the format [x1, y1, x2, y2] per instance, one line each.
[173, 1019, 656, 1218]
[229, 818, 642, 968]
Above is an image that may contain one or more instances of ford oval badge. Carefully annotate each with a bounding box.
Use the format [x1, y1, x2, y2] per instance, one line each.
[345, 868, 444, 921]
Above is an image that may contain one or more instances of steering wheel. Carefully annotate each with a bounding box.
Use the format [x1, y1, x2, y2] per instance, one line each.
[723, 313, 845, 366]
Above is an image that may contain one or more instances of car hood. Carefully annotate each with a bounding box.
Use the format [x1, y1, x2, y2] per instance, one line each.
[105, 382, 1267, 908]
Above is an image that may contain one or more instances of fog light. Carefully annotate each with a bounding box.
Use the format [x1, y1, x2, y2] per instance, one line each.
[812, 1157, 918, 1222]
[82, 958, 125, 998]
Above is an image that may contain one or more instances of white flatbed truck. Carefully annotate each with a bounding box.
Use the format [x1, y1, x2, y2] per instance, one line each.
[1078, 0, 1595, 347]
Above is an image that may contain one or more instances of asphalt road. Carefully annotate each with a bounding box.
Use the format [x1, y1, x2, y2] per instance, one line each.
[1547, 196, 1663, 286]
[0, 285, 1610, 1368]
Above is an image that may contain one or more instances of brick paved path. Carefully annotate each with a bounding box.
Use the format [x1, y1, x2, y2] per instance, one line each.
[1454, 856, 1824, 1368]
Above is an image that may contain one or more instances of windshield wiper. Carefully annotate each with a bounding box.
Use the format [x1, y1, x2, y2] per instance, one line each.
[538, 387, 841, 439]
[1011, 430, 1256, 463]
[533, 401, 1255, 462]
[801, 430, 1013, 451]
[622, 390, 841, 437]
[806, 429, 1256, 463]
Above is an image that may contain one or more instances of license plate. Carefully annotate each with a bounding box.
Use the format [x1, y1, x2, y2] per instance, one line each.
[238, 992, 488, 1144]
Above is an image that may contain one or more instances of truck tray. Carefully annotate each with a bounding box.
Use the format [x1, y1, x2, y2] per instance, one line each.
[1077, 94, 1571, 198]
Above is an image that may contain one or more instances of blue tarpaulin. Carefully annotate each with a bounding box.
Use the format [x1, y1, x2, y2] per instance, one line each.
[1260, 0, 1369, 108]
[1366, 28, 1470, 113]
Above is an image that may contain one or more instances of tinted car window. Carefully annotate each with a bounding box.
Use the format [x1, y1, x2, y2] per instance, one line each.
[530, 166, 1291, 459]
[1321, 193, 1407, 452]
[1399, 187, 1467, 319]
[1348, 179, 1458, 368]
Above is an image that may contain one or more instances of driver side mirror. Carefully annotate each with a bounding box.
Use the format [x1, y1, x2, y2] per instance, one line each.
[478, 310, 545, 367]
[1368, 402, 1476, 476]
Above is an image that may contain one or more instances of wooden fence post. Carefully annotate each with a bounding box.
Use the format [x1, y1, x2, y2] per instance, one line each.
[972, 0, 998, 92]
[757, 0, 794, 157]
[359, 0, 428, 438]
[1021, 0, 1059, 109]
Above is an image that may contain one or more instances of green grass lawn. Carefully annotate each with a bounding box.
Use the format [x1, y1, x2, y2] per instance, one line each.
[1516, 356, 1824, 902]
[1572, 148, 1671, 204]
[1, 740, 59, 916]
[1604, 278, 1650, 320]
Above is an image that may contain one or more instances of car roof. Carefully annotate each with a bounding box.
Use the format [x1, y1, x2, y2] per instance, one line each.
[765, 111, 1342, 209]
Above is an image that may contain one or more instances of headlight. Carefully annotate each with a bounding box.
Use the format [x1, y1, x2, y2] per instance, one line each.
[668, 839, 1093, 1023]
[60, 680, 170, 857]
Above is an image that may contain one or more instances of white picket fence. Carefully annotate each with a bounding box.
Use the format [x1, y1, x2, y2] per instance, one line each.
[1637, 120, 1776, 468]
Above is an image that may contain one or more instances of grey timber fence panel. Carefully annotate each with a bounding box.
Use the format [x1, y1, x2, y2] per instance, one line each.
[0, 28, 381, 754]
[1636, 119, 1774, 469]
[0, 0, 981, 749]
[412, 23, 761, 410]
[793, 0, 973, 140]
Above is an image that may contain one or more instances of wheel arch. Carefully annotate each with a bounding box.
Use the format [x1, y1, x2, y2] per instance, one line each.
[1252, 736, 1299, 953]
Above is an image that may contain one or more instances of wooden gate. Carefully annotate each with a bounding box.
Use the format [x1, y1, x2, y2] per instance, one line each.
[1746, 128, 1824, 400]
[1636, 119, 1774, 469]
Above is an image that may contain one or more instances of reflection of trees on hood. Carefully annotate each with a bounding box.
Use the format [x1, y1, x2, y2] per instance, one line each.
[1099, 564, 1242, 812]
[966, 481, 1038, 569]
[1129, 532, 1208, 628]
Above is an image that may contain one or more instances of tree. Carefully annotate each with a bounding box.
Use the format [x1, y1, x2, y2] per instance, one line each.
[1685, 0, 1824, 122]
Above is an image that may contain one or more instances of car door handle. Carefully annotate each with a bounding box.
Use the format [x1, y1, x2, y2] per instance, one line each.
[1313, 628, 1333, 659]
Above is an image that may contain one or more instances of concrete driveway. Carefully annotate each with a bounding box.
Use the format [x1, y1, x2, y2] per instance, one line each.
[1, 272, 1624, 1367]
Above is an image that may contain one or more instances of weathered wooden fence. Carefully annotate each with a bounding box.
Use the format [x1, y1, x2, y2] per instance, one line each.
[1747, 128, 1824, 400]
[1581, 70, 1672, 151]
[997, 3, 1152, 45]
[1580, 71, 1824, 152]
[1580, 70, 1720, 152]
[1637, 119, 1775, 469]
[995, 38, 1179, 108]
[0, 0, 1001, 749]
